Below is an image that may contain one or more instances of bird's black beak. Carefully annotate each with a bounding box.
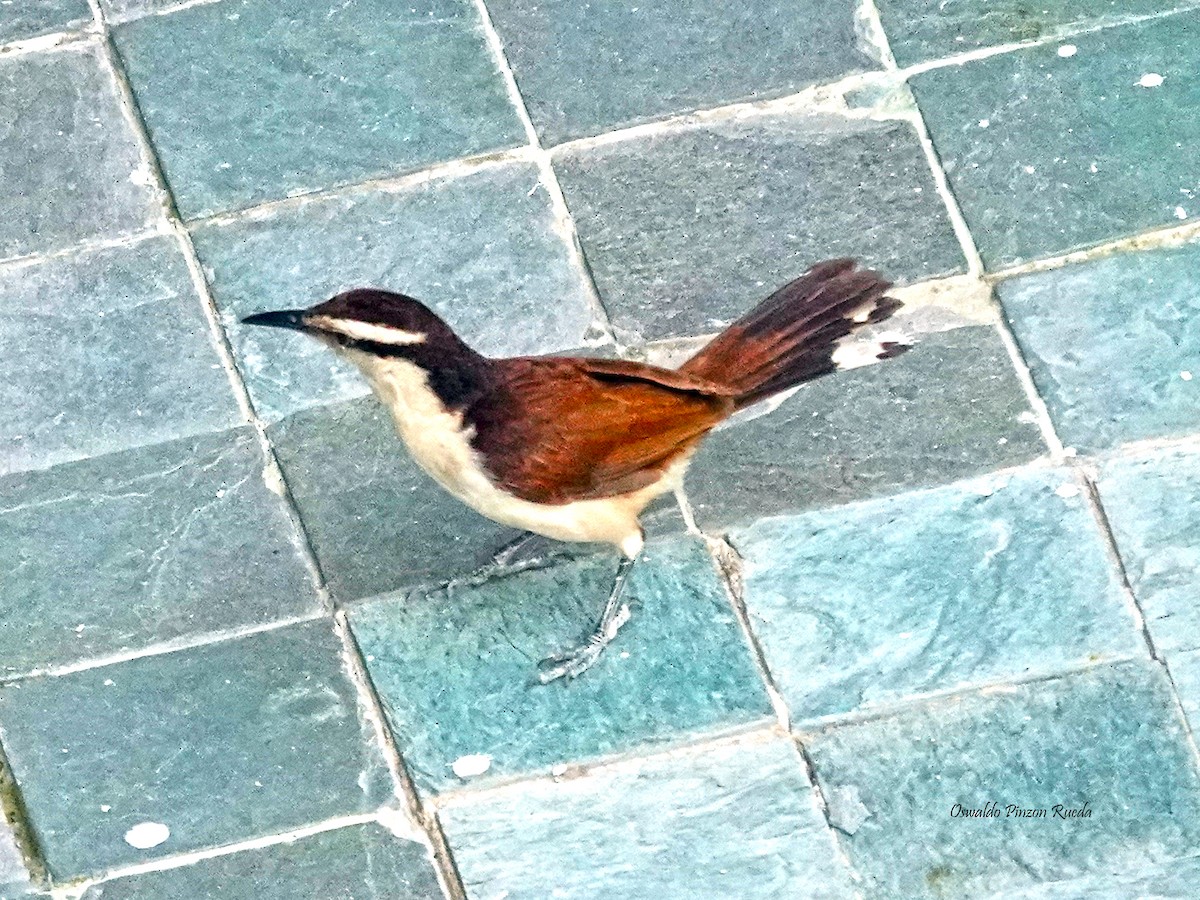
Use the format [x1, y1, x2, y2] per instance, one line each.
[240, 309, 309, 331]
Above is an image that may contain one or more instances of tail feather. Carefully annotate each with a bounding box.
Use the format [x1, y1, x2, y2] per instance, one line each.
[679, 259, 908, 410]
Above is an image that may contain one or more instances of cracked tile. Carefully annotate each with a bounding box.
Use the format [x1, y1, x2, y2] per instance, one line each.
[438, 736, 857, 899]
[111, 0, 524, 218]
[0, 43, 162, 259]
[0, 235, 242, 476]
[485, 0, 875, 145]
[0, 620, 389, 879]
[349, 536, 772, 793]
[192, 163, 595, 422]
[78, 823, 441, 899]
[554, 114, 965, 341]
[730, 468, 1141, 723]
[0, 427, 318, 675]
[997, 241, 1200, 452]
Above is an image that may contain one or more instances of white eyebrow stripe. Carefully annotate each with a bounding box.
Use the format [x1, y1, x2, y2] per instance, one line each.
[307, 316, 427, 346]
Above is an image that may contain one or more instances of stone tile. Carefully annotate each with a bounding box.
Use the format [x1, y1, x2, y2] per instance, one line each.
[0, 819, 31, 898]
[803, 661, 1200, 899]
[730, 468, 1139, 723]
[0, 44, 161, 260]
[112, 0, 524, 219]
[0, 620, 389, 879]
[1097, 451, 1200, 654]
[1001, 853, 1200, 899]
[0, 0, 91, 43]
[686, 326, 1045, 529]
[269, 394, 686, 602]
[553, 115, 965, 342]
[877, 0, 1200, 67]
[0, 236, 242, 476]
[439, 736, 856, 899]
[0, 427, 318, 676]
[910, 11, 1200, 269]
[78, 823, 442, 899]
[192, 163, 596, 422]
[1165, 648, 1200, 737]
[997, 242, 1200, 452]
[485, 0, 875, 145]
[349, 536, 772, 793]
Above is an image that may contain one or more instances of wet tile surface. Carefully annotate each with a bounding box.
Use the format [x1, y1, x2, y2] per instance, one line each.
[0, 621, 389, 879]
[686, 326, 1045, 529]
[79, 823, 442, 899]
[0, 43, 161, 260]
[112, 0, 524, 218]
[911, 11, 1200, 268]
[0, 0, 91, 43]
[554, 115, 965, 342]
[0, 236, 241, 476]
[804, 661, 1200, 899]
[485, 0, 874, 145]
[438, 737, 857, 900]
[1096, 451, 1200, 654]
[878, 0, 1200, 66]
[193, 163, 595, 422]
[998, 242, 1200, 452]
[731, 469, 1139, 723]
[0, 427, 317, 676]
[350, 537, 772, 793]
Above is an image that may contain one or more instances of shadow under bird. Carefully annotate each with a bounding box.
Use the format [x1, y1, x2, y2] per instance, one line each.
[243, 258, 908, 682]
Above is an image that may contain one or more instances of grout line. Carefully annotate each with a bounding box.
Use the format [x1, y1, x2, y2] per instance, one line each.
[0, 613, 324, 685]
[469, 0, 617, 344]
[0, 226, 169, 272]
[0, 27, 96, 59]
[0, 738, 48, 891]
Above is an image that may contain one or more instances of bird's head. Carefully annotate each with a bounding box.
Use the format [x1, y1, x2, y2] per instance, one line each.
[241, 288, 468, 357]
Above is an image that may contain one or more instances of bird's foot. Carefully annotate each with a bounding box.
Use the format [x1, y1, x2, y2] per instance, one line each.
[536, 603, 631, 684]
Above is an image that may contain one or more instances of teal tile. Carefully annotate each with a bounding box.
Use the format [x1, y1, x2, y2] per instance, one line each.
[1097, 451, 1200, 654]
[193, 163, 595, 422]
[485, 0, 875, 145]
[0, 428, 317, 676]
[0, 44, 161, 259]
[553, 115, 965, 341]
[686, 326, 1046, 529]
[438, 737, 856, 900]
[1001, 853, 1200, 898]
[0, 0, 91, 43]
[804, 661, 1200, 899]
[0, 621, 389, 879]
[731, 469, 1139, 722]
[1165, 648, 1200, 737]
[878, 0, 1200, 67]
[79, 823, 441, 899]
[997, 243, 1200, 452]
[0, 236, 241, 476]
[911, 12, 1200, 268]
[112, 0, 524, 219]
[349, 536, 772, 793]
[269, 395, 686, 602]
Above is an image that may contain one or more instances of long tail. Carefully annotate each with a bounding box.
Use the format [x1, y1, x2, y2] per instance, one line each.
[679, 259, 908, 410]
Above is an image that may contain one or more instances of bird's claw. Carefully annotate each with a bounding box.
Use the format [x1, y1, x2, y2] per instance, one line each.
[536, 638, 608, 684]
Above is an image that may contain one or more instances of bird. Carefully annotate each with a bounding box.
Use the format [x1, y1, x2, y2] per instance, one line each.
[242, 258, 908, 683]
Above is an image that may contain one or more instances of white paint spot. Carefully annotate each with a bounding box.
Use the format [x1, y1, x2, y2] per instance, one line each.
[978, 118, 990, 128]
[1182, 371, 1194, 381]
[1137, 73, 1164, 88]
[1176, 206, 1188, 220]
[1055, 483, 1081, 499]
[1057, 44, 1077, 57]
[1063, 446, 1079, 458]
[376, 805, 422, 841]
[452, 754, 492, 778]
[124, 822, 170, 849]
[74, 624, 85, 633]
[100, 805, 111, 813]
[551, 763, 569, 778]
[1089, 162, 1099, 173]
[1023, 165, 1037, 174]
[262, 463, 287, 497]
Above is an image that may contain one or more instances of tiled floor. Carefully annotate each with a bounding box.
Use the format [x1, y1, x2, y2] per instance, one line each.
[1, 1, 1199, 898]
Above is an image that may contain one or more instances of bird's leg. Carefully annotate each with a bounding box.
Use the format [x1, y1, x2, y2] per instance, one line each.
[537, 554, 637, 684]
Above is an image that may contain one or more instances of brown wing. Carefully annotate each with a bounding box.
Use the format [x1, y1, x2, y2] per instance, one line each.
[469, 357, 735, 503]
